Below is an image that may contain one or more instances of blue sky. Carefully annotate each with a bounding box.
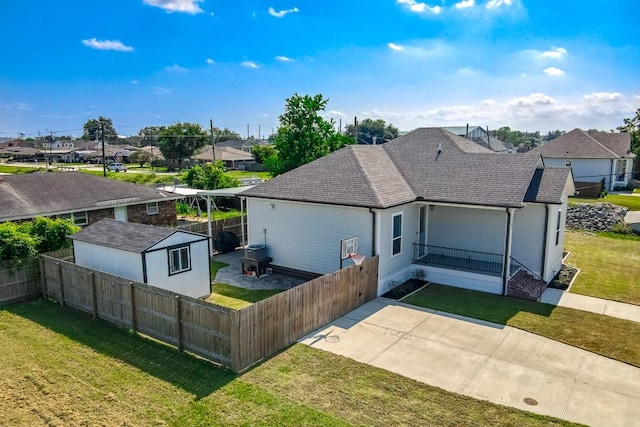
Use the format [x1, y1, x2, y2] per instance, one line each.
[1, 0, 638, 139]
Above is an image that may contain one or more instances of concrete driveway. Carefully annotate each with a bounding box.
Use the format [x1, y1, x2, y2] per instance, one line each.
[299, 298, 640, 426]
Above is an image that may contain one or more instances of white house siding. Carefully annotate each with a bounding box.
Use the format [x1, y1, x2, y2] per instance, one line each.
[427, 205, 506, 254]
[145, 239, 210, 298]
[544, 158, 613, 190]
[73, 241, 144, 282]
[543, 203, 566, 283]
[415, 265, 503, 294]
[376, 203, 420, 294]
[246, 198, 373, 276]
[511, 204, 545, 276]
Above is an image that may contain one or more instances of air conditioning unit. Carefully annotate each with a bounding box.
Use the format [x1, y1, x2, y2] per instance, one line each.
[245, 244, 267, 260]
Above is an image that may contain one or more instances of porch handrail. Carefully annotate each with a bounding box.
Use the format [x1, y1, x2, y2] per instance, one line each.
[413, 243, 503, 275]
[508, 257, 542, 282]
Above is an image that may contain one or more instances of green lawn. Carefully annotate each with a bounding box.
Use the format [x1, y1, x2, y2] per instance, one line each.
[404, 284, 640, 367]
[569, 194, 640, 210]
[208, 260, 282, 309]
[0, 164, 46, 174]
[0, 300, 576, 426]
[226, 170, 271, 180]
[79, 168, 177, 185]
[564, 230, 640, 304]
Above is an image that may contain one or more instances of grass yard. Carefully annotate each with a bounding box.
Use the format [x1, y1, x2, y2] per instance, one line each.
[226, 170, 271, 180]
[564, 230, 640, 305]
[0, 164, 45, 174]
[569, 194, 640, 210]
[0, 300, 576, 426]
[79, 168, 176, 185]
[404, 284, 640, 367]
[208, 261, 283, 309]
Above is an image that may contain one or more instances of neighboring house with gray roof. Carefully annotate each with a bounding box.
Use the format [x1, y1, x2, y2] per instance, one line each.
[0, 172, 182, 227]
[528, 128, 635, 193]
[241, 127, 574, 298]
[444, 126, 513, 153]
[71, 219, 210, 298]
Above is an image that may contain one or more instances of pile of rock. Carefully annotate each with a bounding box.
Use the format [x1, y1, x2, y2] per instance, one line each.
[567, 202, 628, 232]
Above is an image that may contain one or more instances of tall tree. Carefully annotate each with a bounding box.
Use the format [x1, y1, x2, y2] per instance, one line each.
[267, 93, 354, 176]
[137, 126, 163, 146]
[215, 127, 242, 142]
[345, 118, 399, 144]
[157, 122, 208, 169]
[183, 161, 240, 190]
[83, 116, 117, 143]
[617, 108, 640, 158]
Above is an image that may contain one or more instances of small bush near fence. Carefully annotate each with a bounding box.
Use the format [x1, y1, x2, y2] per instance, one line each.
[29, 254, 378, 372]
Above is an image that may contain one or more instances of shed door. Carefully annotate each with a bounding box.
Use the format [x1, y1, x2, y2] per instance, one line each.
[114, 206, 128, 222]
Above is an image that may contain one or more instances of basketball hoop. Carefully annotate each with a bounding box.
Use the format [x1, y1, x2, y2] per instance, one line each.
[349, 253, 366, 265]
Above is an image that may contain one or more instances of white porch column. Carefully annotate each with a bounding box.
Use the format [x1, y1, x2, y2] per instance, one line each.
[502, 208, 515, 295]
[240, 197, 246, 248]
[207, 195, 213, 256]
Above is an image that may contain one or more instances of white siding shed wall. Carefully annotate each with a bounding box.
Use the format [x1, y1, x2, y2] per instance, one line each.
[511, 204, 545, 276]
[145, 239, 210, 298]
[73, 242, 144, 282]
[544, 203, 566, 283]
[246, 199, 373, 275]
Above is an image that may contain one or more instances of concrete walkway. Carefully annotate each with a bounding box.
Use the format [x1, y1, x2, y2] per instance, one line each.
[299, 298, 640, 426]
[541, 288, 640, 323]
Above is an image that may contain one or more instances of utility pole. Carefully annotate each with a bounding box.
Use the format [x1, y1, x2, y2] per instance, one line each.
[247, 124, 250, 140]
[101, 121, 106, 177]
[339, 118, 342, 134]
[210, 119, 216, 162]
[258, 124, 261, 141]
[354, 117, 358, 144]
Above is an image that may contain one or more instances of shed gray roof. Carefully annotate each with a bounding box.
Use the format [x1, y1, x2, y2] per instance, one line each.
[243, 127, 568, 208]
[524, 167, 572, 204]
[529, 128, 635, 159]
[71, 218, 180, 253]
[0, 172, 182, 221]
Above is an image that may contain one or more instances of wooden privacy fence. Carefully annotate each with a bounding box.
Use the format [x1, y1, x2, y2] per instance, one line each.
[37, 254, 378, 372]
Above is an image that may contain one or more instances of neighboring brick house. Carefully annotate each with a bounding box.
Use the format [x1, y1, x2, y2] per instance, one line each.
[0, 172, 181, 227]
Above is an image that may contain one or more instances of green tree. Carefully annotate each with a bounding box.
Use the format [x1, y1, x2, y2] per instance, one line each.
[345, 118, 399, 144]
[183, 161, 240, 190]
[215, 127, 242, 142]
[544, 130, 565, 141]
[19, 217, 80, 253]
[0, 222, 39, 261]
[83, 116, 117, 143]
[157, 122, 208, 169]
[251, 145, 277, 163]
[129, 150, 153, 167]
[134, 126, 163, 147]
[268, 93, 354, 176]
[618, 108, 640, 158]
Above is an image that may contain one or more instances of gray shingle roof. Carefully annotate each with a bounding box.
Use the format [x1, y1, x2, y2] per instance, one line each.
[71, 218, 178, 253]
[0, 172, 182, 221]
[524, 167, 572, 204]
[529, 128, 635, 159]
[243, 127, 567, 208]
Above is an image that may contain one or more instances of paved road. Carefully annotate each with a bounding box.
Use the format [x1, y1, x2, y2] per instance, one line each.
[300, 298, 640, 427]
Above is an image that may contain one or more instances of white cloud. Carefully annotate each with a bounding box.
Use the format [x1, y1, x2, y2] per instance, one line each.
[164, 64, 187, 72]
[268, 6, 299, 18]
[329, 110, 346, 117]
[130, 80, 139, 85]
[486, 0, 512, 9]
[388, 42, 404, 51]
[242, 61, 260, 69]
[507, 93, 556, 107]
[543, 67, 565, 76]
[81, 38, 134, 52]
[397, 0, 441, 14]
[143, 0, 203, 14]
[455, 67, 477, 77]
[205, 58, 215, 64]
[275, 55, 293, 62]
[152, 86, 173, 95]
[455, 0, 475, 9]
[540, 46, 567, 59]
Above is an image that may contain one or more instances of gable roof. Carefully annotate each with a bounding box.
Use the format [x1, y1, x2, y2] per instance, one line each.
[193, 146, 255, 162]
[70, 218, 194, 253]
[0, 172, 182, 221]
[529, 128, 635, 159]
[243, 127, 566, 208]
[524, 167, 573, 204]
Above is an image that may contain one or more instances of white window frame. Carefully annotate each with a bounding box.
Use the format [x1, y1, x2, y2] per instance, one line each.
[59, 211, 88, 226]
[555, 210, 562, 246]
[168, 246, 191, 275]
[146, 202, 159, 215]
[392, 212, 403, 256]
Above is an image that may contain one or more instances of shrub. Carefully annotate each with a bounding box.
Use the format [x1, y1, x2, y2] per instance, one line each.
[0, 222, 39, 261]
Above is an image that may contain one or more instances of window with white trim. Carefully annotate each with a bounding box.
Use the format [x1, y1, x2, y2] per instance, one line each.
[168, 246, 191, 275]
[59, 211, 88, 226]
[392, 212, 403, 256]
[555, 210, 562, 246]
[146, 202, 159, 215]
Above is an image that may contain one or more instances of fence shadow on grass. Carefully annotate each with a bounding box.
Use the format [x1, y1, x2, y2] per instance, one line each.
[5, 299, 234, 399]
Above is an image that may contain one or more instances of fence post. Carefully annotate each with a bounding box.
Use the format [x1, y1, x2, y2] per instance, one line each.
[90, 272, 98, 320]
[39, 257, 47, 300]
[129, 282, 137, 333]
[56, 262, 64, 307]
[175, 295, 183, 352]
[230, 309, 240, 373]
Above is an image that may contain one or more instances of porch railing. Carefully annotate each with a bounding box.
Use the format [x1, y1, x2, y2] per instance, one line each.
[508, 257, 542, 282]
[413, 243, 503, 276]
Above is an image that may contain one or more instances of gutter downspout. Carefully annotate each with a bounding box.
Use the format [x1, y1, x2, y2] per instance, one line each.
[502, 208, 514, 295]
[142, 251, 148, 284]
[540, 204, 549, 281]
[369, 208, 377, 256]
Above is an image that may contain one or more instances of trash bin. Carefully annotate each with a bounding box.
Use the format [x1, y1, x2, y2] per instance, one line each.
[214, 231, 239, 254]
